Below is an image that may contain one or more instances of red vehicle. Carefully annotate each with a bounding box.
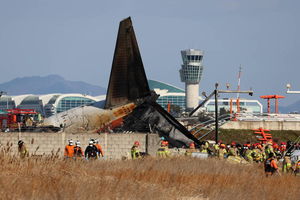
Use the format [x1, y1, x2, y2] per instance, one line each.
[0, 109, 39, 131]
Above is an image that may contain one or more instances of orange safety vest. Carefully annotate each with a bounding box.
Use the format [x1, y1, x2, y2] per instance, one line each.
[95, 144, 104, 156]
[64, 145, 74, 157]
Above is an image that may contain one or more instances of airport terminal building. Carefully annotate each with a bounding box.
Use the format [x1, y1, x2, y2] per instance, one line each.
[0, 94, 104, 117]
[0, 80, 194, 117]
[0, 79, 262, 117]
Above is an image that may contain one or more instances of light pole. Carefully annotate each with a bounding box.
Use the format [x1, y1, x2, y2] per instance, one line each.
[286, 83, 300, 94]
[189, 83, 253, 143]
[214, 83, 219, 143]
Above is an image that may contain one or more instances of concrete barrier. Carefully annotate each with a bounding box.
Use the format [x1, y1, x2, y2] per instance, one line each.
[0, 132, 161, 160]
[222, 121, 300, 130]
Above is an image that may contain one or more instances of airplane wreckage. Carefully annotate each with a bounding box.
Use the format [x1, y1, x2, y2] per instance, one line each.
[43, 17, 201, 147]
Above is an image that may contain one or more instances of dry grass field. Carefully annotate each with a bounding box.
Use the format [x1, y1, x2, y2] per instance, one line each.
[0, 152, 299, 200]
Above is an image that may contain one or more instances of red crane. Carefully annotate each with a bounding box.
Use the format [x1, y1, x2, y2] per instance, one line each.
[260, 95, 285, 114]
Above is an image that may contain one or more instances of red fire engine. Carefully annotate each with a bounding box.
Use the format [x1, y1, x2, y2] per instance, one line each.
[0, 108, 39, 131]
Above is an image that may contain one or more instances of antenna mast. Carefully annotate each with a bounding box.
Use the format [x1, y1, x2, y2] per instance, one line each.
[236, 65, 242, 113]
[237, 65, 242, 98]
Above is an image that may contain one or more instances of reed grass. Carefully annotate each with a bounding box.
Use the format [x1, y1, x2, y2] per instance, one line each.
[0, 150, 299, 200]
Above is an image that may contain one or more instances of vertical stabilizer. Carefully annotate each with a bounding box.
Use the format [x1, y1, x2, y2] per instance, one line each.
[105, 17, 150, 109]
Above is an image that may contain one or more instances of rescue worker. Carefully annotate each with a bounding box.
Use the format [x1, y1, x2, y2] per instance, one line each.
[279, 142, 287, 154]
[185, 142, 198, 156]
[236, 143, 243, 157]
[294, 160, 300, 176]
[74, 141, 84, 158]
[217, 143, 227, 159]
[18, 140, 29, 159]
[227, 142, 242, 163]
[85, 140, 99, 160]
[228, 142, 239, 157]
[273, 142, 281, 158]
[282, 155, 293, 174]
[131, 141, 141, 159]
[264, 153, 280, 177]
[265, 141, 274, 159]
[258, 143, 267, 161]
[94, 139, 104, 158]
[252, 144, 263, 163]
[213, 141, 221, 155]
[200, 141, 209, 153]
[244, 145, 253, 163]
[157, 141, 170, 158]
[64, 139, 75, 159]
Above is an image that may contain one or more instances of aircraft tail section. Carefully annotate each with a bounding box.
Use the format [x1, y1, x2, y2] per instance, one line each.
[105, 17, 150, 109]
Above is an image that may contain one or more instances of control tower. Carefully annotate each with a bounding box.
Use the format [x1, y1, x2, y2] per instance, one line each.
[179, 49, 204, 112]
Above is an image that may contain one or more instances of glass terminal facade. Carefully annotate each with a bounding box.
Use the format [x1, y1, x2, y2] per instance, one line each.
[44, 94, 97, 117]
[156, 95, 186, 110]
[18, 96, 44, 115]
[0, 94, 98, 117]
[148, 80, 188, 111]
[56, 96, 95, 113]
[205, 99, 263, 114]
[0, 96, 15, 110]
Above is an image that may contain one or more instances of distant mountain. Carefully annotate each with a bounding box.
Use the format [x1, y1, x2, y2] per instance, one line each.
[0, 75, 106, 96]
[279, 100, 300, 114]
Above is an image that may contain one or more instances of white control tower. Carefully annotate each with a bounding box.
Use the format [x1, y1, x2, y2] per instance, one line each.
[179, 49, 204, 112]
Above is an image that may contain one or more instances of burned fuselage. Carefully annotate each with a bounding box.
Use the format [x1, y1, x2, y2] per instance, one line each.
[43, 17, 200, 147]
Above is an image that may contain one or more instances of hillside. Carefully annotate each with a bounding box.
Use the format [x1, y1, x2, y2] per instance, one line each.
[279, 100, 300, 114]
[0, 75, 106, 96]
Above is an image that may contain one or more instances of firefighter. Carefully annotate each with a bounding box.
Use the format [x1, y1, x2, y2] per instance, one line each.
[185, 142, 198, 156]
[74, 141, 84, 158]
[282, 155, 293, 174]
[252, 144, 263, 163]
[64, 139, 75, 159]
[18, 140, 29, 159]
[157, 141, 170, 158]
[94, 139, 104, 158]
[265, 142, 274, 159]
[264, 153, 280, 177]
[244, 145, 253, 163]
[217, 143, 227, 159]
[213, 141, 221, 155]
[131, 141, 141, 159]
[279, 142, 287, 154]
[85, 140, 99, 160]
[200, 141, 209, 153]
[228, 142, 239, 157]
[294, 160, 300, 176]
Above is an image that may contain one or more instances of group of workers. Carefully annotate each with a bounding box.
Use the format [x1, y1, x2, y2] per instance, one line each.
[16, 137, 300, 177]
[131, 139, 171, 159]
[64, 138, 104, 160]
[199, 140, 300, 176]
[130, 138, 300, 177]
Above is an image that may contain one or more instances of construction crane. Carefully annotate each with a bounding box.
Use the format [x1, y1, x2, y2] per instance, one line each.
[228, 66, 242, 119]
[236, 65, 242, 113]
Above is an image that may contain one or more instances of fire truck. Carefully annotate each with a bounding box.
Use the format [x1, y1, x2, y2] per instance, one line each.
[0, 108, 41, 131]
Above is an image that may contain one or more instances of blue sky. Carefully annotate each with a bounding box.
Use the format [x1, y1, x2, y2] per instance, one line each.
[0, 0, 299, 106]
